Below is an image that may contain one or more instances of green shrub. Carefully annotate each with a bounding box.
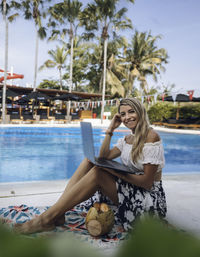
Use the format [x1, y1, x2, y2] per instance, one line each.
[92, 101, 200, 123]
[178, 104, 200, 119]
[110, 105, 118, 118]
[147, 102, 200, 123]
[93, 105, 118, 119]
[147, 102, 175, 123]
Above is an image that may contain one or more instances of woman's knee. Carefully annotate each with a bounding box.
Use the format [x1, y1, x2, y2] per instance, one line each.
[80, 158, 94, 171]
[89, 166, 101, 182]
[83, 158, 93, 166]
[89, 166, 109, 186]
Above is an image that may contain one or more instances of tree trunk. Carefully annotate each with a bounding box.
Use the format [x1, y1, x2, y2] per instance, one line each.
[67, 28, 74, 120]
[2, 0, 8, 124]
[100, 37, 108, 124]
[99, 72, 103, 92]
[33, 27, 39, 91]
[59, 68, 63, 90]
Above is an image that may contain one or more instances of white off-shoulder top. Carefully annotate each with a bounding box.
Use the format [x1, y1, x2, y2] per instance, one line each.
[115, 137, 165, 173]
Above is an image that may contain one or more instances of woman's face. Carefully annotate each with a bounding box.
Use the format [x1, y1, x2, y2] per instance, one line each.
[119, 104, 139, 131]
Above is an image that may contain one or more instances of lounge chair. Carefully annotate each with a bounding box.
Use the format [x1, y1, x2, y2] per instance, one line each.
[37, 109, 49, 121]
[22, 111, 35, 123]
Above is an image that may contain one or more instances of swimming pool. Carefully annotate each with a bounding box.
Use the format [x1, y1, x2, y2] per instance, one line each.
[0, 126, 200, 183]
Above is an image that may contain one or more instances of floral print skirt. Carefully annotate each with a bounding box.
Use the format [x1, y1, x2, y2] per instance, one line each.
[80, 178, 167, 231]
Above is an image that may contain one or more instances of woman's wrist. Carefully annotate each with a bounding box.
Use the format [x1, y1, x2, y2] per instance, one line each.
[107, 127, 114, 133]
[105, 128, 114, 136]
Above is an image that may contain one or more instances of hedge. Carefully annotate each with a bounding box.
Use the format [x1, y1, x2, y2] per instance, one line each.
[147, 102, 200, 123]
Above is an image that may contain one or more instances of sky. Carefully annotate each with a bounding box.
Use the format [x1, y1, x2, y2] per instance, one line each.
[0, 0, 200, 96]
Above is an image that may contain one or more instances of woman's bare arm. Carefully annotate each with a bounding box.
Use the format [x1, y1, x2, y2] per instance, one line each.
[104, 163, 158, 190]
[103, 129, 161, 190]
[99, 114, 122, 159]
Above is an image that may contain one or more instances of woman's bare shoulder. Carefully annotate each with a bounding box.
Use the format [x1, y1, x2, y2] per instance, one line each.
[146, 128, 160, 143]
[125, 134, 134, 144]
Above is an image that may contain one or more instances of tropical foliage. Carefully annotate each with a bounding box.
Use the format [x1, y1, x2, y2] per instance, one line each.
[0, 1, 20, 22]
[147, 102, 200, 123]
[11, 0, 53, 90]
[80, 0, 133, 94]
[48, 0, 83, 92]
[62, 36, 91, 92]
[147, 102, 175, 123]
[39, 46, 68, 90]
[80, 0, 134, 120]
[1, 0, 170, 105]
[38, 79, 60, 90]
[124, 30, 169, 95]
[0, 0, 21, 124]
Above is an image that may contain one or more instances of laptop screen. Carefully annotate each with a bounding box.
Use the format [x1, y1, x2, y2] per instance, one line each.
[80, 122, 96, 163]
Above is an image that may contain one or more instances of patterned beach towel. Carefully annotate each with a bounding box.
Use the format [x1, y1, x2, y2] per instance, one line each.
[0, 204, 127, 250]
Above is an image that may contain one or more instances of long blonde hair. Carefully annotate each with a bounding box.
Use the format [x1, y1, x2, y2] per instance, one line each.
[118, 98, 150, 162]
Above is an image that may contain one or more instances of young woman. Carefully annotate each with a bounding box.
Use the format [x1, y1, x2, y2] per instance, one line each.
[15, 98, 167, 234]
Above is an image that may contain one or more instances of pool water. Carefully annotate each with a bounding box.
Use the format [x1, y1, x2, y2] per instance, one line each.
[0, 127, 200, 183]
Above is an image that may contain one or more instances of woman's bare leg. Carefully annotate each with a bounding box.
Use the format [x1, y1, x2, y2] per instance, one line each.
[55, 158, 93, 225]
[64, 158, 94, 193]
[15, 166, 118, 234]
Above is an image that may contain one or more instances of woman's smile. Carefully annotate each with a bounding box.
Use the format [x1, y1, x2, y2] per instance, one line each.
[119, 105, 139, 130]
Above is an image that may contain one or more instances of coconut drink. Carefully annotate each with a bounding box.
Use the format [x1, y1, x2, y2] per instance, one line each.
[85, 202, 115, 237]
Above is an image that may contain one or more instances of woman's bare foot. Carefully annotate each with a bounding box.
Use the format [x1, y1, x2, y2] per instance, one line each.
[54, 215, 65, 226]
[14, 216, 55, 234]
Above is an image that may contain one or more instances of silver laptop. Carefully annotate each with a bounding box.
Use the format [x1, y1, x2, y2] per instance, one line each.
[80, 122, 140, 174]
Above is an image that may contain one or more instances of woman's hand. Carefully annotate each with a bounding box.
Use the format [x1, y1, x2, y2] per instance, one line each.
[107, 114, 122, 132]
[99, 114, 122, 158]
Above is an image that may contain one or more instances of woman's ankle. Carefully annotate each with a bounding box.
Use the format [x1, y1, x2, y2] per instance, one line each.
[41, 210, 62, 226]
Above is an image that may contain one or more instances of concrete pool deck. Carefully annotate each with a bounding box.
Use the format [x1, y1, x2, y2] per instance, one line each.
[1, 119, 200, 238]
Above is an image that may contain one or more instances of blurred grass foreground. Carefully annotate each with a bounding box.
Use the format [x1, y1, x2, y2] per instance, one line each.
[1, 217, 200, 257]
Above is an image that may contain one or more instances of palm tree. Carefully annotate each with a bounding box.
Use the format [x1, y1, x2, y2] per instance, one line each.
[82, 39, 105, 93]
[48, 0, 83, 118]
[63, 36, 92, 91]
[162, 82, 176, 96]
[105, 36, 130, 97]
[125, 30, 169, 95]
[39, 46, 68, 90]
[19, 0, 52, 91]
[85, 36, 128, 97]
[38, 79, 60, 90]
[80, 0, 134, 123]
[0, 0, 20, 124]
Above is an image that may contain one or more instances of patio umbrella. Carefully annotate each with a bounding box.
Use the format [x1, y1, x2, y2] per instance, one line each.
[0, 97, 12, 104]
[164, 93, 200, 120]
[164, 94, 190, 102]
[18, 91, 52, 114]
[0, 88, 19, 98]
[20, 91, 52, 102]
[164, 93, 200, 102]
[14, 97, 30, 105]
[53, 93, 82, 101]
[0, 89, 20, 109]
[192, 97, 200, 102]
